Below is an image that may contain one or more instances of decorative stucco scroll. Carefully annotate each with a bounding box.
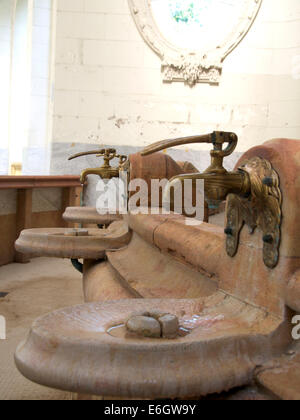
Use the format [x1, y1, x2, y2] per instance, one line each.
[128, 0, 262, 86]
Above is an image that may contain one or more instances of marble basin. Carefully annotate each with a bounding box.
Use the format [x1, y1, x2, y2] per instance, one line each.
[15, 296, 289, 399]
[63, 207, 121, 226]
[14, 139, 300, 399]
[15, 221, 131, 260]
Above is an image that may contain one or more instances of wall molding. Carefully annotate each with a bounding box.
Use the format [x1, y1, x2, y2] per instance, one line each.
[128, 0, 262, 86]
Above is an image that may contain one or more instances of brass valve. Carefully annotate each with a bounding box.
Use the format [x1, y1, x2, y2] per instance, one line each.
[142, 131, 238, 174]
[141, 131, 251, 206]
[68, 148, 128, 184]
[142, 131, 282, 269]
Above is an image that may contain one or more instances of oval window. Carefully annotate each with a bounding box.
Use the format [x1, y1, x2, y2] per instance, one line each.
[151, 0, 245, 51]
[129, 0, 262, 85]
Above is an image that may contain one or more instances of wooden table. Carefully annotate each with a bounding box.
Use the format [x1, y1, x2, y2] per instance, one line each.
[0, 176, 82, 265]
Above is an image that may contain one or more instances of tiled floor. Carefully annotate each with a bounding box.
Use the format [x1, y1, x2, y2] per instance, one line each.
[0, 257, 83, 400]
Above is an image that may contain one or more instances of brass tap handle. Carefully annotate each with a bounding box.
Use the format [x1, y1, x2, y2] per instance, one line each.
[211, 131, 238, 158]
[95, 149, 117, 168]
[117, 155, 128, 166]
[141, 131, 238, 174]
[141, 133, 212, 156]
[68, 148, 128, 183]
[68, 148, 116, 162]
[141, 131, 237, 158]
[68, 148, 128, 168]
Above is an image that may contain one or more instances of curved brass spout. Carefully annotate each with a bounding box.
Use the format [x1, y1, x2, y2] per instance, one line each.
[68, 148, 128, 184]
[79, 167, 120, 184]
[163, 171, 250, 211]
[142, 131, 283, 269]
[142, 131, 249, 206]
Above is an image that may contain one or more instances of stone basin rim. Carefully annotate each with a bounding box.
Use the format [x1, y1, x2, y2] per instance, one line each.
[18, 224, 126, 237]
[15, 221, 131, 259]
[63, 206, 122, 224]
[15, 297, 284, 398]
[17, 297, 278, 350]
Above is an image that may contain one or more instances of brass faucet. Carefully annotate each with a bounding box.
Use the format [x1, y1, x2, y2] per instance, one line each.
[68, 148, 128, 184]
[141, 131, 251, 209]
[142, 131, 283, 269]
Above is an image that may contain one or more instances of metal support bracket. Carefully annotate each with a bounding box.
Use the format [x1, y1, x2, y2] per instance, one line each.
[225, 157, 282, 269]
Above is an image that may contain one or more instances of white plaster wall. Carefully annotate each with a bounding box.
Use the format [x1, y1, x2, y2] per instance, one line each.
[50, 0, 300, 173]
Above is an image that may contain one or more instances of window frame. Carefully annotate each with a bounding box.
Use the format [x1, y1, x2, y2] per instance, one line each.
[128, 0, 263, 86]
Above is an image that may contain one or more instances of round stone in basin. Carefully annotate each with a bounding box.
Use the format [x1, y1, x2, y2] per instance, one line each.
[14, 298, 275, 398]
[127, 316, 161, 338]
[15, 221, 131, 260]
[63, 207, 121, 226]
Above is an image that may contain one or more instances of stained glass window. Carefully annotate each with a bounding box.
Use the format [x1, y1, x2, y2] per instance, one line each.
[151, 0, 243, 50]
[169, 0, 205, 25]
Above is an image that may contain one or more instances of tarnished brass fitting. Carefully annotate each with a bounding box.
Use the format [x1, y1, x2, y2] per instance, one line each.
[142, 131, 282, 269]
[68, 148, 128, 184]
[141, 131, 251, 206]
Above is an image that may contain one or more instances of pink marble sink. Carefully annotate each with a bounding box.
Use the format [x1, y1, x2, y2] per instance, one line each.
[15, 296, 289, 399]
[63, 207, 121, 226]
[15, 221, 131, 260]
